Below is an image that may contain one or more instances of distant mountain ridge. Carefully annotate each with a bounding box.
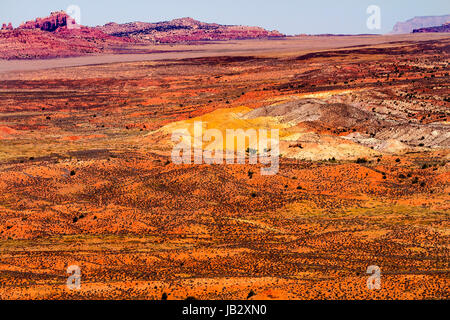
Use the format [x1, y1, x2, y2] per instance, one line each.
[0, 11, 132, 60]
[390, 15, 450, 34]
[97, 17, 285, 43]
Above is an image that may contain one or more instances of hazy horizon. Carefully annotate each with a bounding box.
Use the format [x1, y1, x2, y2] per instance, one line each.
[0, 0, 449, 35]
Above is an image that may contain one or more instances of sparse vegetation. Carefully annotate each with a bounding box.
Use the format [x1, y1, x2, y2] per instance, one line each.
[356, 158, 367, 164]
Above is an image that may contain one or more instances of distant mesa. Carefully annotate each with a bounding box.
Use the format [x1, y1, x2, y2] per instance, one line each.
[413, 22, 450, 33]
[390, 14, 450, 34]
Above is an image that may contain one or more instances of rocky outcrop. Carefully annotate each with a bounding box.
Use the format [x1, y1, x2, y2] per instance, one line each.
[413, 22, 450, 33]
[1, 23, 13, 31]
[0, 12, 284, 59]
[18, 11, 70, 32]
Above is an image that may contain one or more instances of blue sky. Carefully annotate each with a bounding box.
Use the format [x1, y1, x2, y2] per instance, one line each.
[1, 0, 449, 34]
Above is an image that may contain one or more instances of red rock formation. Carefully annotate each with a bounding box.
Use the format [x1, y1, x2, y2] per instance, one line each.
[0, 11, 133, 60]
[1, 23, 13, 31]
[98, 17, 285, 43]
[0, 12, 284, 60]
[390, 15, 450, 34]
[18, 11, 70, 31]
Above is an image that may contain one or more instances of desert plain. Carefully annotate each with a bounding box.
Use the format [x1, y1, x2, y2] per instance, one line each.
[0, 33, 449, 300]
